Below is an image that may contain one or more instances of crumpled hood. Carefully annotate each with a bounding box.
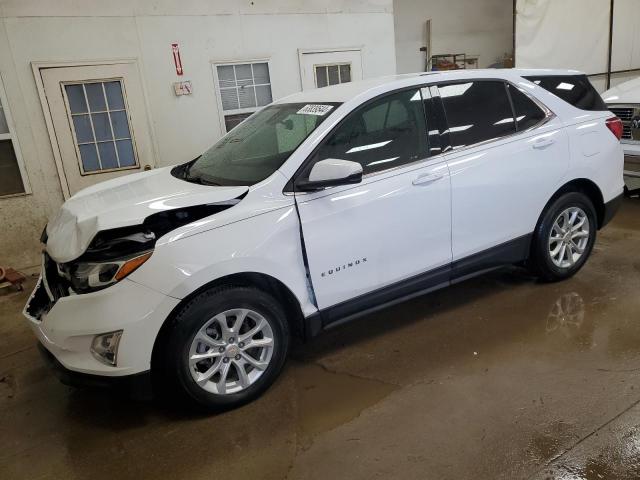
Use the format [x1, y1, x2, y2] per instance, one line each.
[603, 77, 640, 104]
[46, 167, 248, 263]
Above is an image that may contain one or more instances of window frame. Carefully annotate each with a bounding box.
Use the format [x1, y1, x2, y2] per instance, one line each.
[60, 78, 140, 176]
[0, 73, 30, 198]
[211, 59, 273, 133]
[433, 79, 554, 154]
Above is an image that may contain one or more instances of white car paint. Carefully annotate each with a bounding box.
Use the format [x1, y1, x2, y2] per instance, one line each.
[25, 69, 624, 380]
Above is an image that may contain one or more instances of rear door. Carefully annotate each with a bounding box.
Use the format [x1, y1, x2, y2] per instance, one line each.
[295, 88, 452, 315]
[438, 80, 570, 269]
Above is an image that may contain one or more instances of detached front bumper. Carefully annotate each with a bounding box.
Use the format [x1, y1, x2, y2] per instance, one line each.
[23, 274, 180, 378]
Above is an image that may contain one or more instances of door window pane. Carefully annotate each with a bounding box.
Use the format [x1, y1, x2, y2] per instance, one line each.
[85, 83, 107, 112]
[72, 115, 94, 143]
[104, 81, 125, 110]
[98, 141, 118, 169]
[79, 144, 100, 172]
[439, 81, 515, 149]
[0, 140, 24, 195]
[507, 84, 546, 131]
[64, 80, 138, 174]
[65, 84, 87, 114]
[313, 89, 428, 175]
[116, 139, 136, 167]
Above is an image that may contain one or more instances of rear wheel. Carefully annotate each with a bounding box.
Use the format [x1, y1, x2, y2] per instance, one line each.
[529, 192, 597, 282]
[158, 285, 289, 410]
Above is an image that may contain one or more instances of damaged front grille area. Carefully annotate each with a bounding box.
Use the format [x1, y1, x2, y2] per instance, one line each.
[25, 253, 71, 322]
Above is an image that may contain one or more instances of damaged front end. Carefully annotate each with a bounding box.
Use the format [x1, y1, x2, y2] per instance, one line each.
[26, 202, 239, 321]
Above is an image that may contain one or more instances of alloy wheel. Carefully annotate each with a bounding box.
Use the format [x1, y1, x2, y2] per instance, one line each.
[548, 207, 590, 268]
[188, 308, 275, 394]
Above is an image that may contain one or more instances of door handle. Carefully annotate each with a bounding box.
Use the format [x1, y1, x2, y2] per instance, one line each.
[532, 138, 555, 150]
[412, 172, 444, 186]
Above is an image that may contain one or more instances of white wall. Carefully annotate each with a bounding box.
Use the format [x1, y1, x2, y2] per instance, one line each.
[0, 0, 396, 268]
[515, 0, 640, 92]
[394, 0, 514, 73]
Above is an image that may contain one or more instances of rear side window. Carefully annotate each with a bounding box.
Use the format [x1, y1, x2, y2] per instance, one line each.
[312, 89, 428, 175]
[507, 84, 547, 131]
[439, 81, 515, 149]
[523, 75, 608, 111]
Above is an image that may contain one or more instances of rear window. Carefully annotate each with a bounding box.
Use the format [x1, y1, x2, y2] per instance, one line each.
[523, 75, 608, 111]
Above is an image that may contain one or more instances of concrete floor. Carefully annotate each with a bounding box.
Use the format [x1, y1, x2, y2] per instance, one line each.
[2, 199, 640, 480]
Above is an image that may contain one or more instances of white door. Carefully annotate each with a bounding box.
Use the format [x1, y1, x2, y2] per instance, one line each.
[438, 80, 569, 261]
[299, 49, 363, 90]
[295, 88, 451, 313]
[40, 62, 156, 196]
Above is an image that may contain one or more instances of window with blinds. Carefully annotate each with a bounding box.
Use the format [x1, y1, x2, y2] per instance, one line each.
[215, 62, 273, 132]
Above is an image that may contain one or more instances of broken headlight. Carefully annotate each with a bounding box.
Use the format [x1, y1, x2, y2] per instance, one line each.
[66, 251, 153, 292]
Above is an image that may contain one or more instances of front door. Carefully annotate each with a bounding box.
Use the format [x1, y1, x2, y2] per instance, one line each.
[295, 87, 452, 315]
[40, 62, 156, 196]
[299, 49, 363, 90]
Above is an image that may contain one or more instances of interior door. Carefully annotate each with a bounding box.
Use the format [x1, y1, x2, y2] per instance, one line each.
[295, 87, 452, 313]
[299, 49, 363, 90]
[40, 62, 156, 196]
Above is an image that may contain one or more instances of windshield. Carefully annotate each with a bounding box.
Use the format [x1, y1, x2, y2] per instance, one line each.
[173, 102, 340, 186]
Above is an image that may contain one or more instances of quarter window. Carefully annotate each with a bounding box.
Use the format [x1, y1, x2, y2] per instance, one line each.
[216, 62, 273, 132]
[507, 84, 546, 131]
[315, 64, 351, 88]
[312, 89, 428, 175]
[524, 75, 608, 112]
[63, 80, 137, 174]
[0, 77, 26, 196]
[439, 81, 515, 150]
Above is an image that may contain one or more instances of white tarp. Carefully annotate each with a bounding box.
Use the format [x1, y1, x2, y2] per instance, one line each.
[515, 0, 640, 91]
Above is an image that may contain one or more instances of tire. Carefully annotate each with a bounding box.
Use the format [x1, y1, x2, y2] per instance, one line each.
[157, 285, 290, 411]
[528, 192, 597, 282]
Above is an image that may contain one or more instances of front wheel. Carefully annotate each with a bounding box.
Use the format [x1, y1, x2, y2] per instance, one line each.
[528, 192, 597, 282]
[158, 285, 290, 410]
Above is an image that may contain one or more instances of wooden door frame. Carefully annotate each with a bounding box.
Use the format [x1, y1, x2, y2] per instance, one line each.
[32, 58, 158, 199]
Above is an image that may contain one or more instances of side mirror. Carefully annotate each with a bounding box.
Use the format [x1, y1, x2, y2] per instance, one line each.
[296, 159, 363, 192]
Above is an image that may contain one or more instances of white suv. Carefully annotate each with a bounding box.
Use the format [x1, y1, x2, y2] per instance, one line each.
[25, 69, 624, 409]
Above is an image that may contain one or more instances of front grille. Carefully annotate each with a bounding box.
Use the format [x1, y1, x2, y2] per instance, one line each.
[610, 107, 634, 121]
[623, 125, 632, 140]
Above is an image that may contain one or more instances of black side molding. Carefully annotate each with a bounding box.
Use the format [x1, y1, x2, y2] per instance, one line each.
[306, 234, 533, 338]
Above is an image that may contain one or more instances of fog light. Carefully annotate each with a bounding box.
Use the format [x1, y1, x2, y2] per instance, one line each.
[90, 330, 123, 366]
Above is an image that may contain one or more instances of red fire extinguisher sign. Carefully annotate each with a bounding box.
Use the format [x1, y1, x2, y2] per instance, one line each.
[172, 43, 183, 76]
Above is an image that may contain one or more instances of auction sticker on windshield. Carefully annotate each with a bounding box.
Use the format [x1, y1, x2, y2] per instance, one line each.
[297, 104, 334, 116]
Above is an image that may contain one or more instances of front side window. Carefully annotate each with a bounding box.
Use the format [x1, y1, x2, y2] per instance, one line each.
[439, 81, 515, 150]
[174, 102, 338, 186]
[216, 62, 273, 132]
[310, 89, 428, 176]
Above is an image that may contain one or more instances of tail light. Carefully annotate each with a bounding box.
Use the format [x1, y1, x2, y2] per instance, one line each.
[606, 116, 623, 140]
